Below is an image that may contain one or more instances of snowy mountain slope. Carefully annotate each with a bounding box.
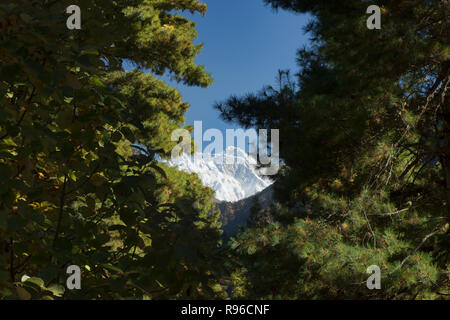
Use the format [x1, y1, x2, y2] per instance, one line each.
[166, 147, 273, 202]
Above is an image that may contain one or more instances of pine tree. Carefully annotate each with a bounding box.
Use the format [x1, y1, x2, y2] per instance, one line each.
[220, 0, 449, 299]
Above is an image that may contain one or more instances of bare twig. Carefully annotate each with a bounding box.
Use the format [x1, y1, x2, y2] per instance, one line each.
[368, 207, 410, 217]
[390, 224, 447, 274]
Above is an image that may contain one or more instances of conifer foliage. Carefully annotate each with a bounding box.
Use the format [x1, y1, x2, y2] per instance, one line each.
[220, 0, 449, 299]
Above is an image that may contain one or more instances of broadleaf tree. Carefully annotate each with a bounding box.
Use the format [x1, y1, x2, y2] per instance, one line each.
[0, 0, 225, 299]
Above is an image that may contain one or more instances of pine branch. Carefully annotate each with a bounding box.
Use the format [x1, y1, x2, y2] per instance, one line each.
[390, 224, 447, 274]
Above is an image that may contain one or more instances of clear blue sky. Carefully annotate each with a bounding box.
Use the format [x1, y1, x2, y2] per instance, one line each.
[166, 0, 310, 149]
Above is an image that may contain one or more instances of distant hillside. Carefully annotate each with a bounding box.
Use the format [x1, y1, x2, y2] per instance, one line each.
[216, 185, 274, 237]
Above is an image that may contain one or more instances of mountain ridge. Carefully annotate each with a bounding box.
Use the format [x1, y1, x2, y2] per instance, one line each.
[166, 146, 273, 202]
[216, 185, 274, 237]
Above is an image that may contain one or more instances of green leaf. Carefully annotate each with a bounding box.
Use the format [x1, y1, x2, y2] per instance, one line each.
[24, 277, 45, 288]
[16, 287, 32, 300]
[111, 131, 123, 143]
[91, 173, 107, 187]
[102, 264, 124, 275]
[121, 127, 135, 142]
[19, 13, 33, 23]
[47, 284, 65, 297]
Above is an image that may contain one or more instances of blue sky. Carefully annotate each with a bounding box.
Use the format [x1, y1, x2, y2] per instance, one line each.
[165, 0, 310, 149]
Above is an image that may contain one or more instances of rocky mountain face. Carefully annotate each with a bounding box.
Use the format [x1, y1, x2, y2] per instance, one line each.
[167, 147, 275, 236]
[215, 185, 274, 237]
[167, 146, 273, 202]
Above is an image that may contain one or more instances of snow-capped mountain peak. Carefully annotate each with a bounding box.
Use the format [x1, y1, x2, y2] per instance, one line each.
[166, 147, 273, 202]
